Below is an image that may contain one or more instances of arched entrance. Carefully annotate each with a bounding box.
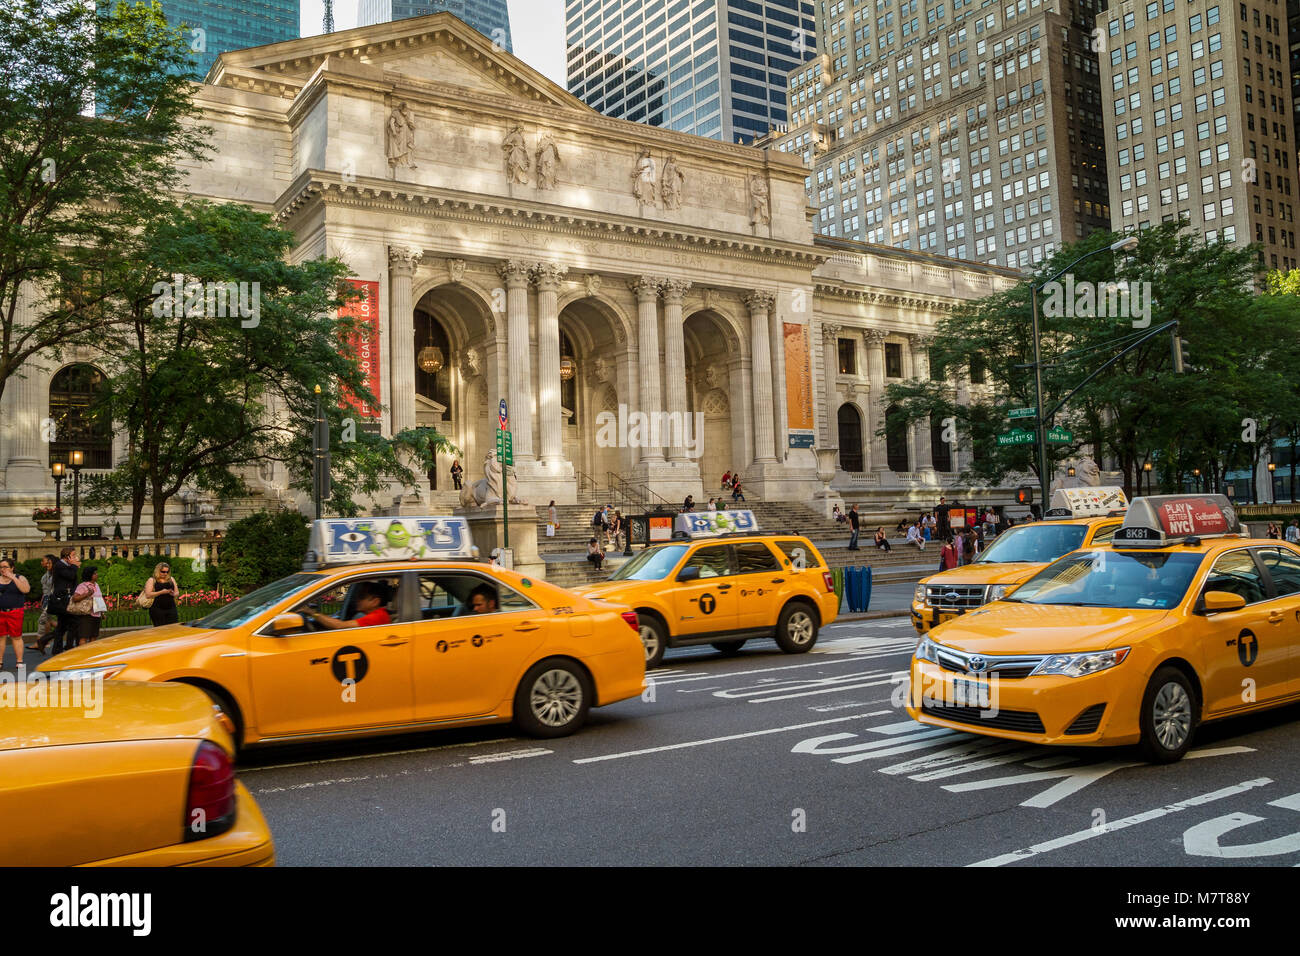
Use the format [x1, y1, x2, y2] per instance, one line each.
[49, 363, 111, 469]
[837, 403, 864, 472]
[684, 309, 745, 491]
[558, 295, 634, 489]
[886, 404, 911, 472]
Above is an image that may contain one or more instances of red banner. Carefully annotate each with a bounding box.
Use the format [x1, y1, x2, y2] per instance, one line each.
[339, 279, 381, 421]
[1157, 497, 1230, 537]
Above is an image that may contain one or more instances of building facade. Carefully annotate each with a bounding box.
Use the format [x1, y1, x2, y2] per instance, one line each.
[0, 12, 1019, 540]
[139, 0, 300, 78]
[358, 0, 513, 51]
[763, 0, 1111, 271]
[566, 0, 817, 143]
[1099, 0, 1298, 270]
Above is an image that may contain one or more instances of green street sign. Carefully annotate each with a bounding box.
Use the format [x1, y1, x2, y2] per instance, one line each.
[1008, 407, 1037, 420]
[1047, 427, 1073, 444]
[996, 429, 1035, 446]
[496, 429, 514, 465]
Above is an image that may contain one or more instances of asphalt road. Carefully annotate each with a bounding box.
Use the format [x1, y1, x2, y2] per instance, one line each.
[237, 618, 1300, 867]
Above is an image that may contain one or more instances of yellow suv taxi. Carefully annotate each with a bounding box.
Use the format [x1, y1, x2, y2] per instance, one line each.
[909, 494, 1300, 762]
[911, 487, 1128, 635]
[573, 510, 839, 666]
[39, 517, 645, 749]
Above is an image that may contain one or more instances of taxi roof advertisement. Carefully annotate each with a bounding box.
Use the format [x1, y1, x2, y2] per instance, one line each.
[1048, 485, 1127, 516]
[1121, 494, 1239, 541]
[308, 516, 475, 565]
[675, 510, 759, 537]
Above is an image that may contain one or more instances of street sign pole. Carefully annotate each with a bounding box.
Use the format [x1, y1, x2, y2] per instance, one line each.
[498, 399, 510, 554]
[1031, 283, 1049, 511]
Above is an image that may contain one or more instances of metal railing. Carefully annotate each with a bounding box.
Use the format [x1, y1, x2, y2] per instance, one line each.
[605, 472, 671, 511]
[574, 469, 603, 502]
[0, 536, 223, 565]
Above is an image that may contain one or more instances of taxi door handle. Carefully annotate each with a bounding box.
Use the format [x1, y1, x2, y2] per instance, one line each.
[771, 578, 785, 583]
[514, 621, 544, 631]
[380, 639, 408, 647]
[1268, 611, 1284, 624]
[716, 584, 733, 591]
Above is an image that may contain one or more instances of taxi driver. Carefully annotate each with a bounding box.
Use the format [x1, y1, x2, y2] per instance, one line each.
[467, 584, 498, 614]
[307, 581, 393, 629]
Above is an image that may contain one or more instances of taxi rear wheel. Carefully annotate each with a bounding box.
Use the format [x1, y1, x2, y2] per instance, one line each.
[775, 602, 818, 654]
[639, 616, 667, 668]
[514, 659, 591, 738]
[711, 640, 746, 655]
[1138, 666, 1197, 763]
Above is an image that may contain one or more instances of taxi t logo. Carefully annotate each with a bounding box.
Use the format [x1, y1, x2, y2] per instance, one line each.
[698, 593, 717, 615]
[1236, 629, 1258, 667]
[331, 645, 369, 684]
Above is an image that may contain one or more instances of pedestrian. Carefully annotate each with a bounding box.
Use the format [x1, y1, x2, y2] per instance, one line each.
[992, 508, 1003, 536]
[935, 496, 950, 538]
[0, 558, 31, 669]
[587, 537, 605, 571]
[832, 504, 845, 524]
[906, 520, 926, 551]
[707, 497, 718, 511]
[922, 512, 934, 541]
[682, 494, 695, 513]
[143, 562, 180, 627]
[1267, 522, 1280, 539]
[731, 479, 745, 502]
[547, 500, 558, 538]
[71, 565, 105, 646]
[961, 528, 977, 565]
[592, 505, 608, 540]
[47, 546, 80, 655]
[26, 554, 55, 654]
[450, 459, 463, 490]
[721, 469, 732, 490]
[939, 535, 958, 571]
[873, 527, 892, 552]
[954, 527, 965, 564]
[847, 504, 861, 550]
[1287, 520, 1300, 544]
[610, 510, 623, 551]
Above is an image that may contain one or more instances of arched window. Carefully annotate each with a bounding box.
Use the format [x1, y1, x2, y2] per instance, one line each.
[414, 310, 452, 413]
[560, 331, 577, 426]
[48, 364, 111, 469]
[886, 404, 911, 472]
[837, 404, 863, 472]
[931, 418, 953, 471]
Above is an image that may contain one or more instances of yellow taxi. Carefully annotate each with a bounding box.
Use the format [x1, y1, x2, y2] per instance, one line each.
[911, 487, 1128, 635]
[908, 494, 1300, 762]
[573, 510, 839, 666]
[38, 517, 645, 750]
[0, 680, 273, 865]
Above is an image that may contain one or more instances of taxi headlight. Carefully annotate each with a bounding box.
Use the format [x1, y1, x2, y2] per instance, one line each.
[986, 584, 1013, 602]
[1030, 647, 1130, 678]
[914, 636, 941, 663]
[913, 584, 927, 604]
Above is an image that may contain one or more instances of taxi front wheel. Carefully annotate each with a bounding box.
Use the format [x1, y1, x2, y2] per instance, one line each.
[1138, 666, 1198, 763]
[775, 602, 818, 654]
[514, 658, 592, 739]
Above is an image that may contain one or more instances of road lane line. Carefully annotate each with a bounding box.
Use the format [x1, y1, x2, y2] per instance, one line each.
[968, 777, 1274, 867]
[239, 736, 524, 773]
[572, 711, 883, 764]
[650, 654, 909, 687]
[468, 748, 553, 764]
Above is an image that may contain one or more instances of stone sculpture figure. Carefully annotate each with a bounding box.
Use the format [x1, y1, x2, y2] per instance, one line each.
[661, 154, 684, 209]
[749, 174, 770, 225]
[386, 102, 417, 171]
[536, 134, 560, 189]
[504, 125, 530, 184]
[460, 450, 523, 507]
[633, 149, 657, 204]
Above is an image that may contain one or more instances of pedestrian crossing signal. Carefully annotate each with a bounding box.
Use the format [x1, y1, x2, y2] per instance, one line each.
[1015, 486, 1033, 505]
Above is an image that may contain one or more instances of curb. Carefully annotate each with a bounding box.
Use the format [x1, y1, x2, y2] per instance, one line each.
[835, 609, 911, 621]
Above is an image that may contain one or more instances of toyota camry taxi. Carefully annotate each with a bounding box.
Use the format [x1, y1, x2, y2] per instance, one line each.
[38, 516, 645, 750]
[908, 494, 1300, 762]
[911, 487, 1128, 636]
[0, 680, 273, 865]
[572, 510, 838, 666]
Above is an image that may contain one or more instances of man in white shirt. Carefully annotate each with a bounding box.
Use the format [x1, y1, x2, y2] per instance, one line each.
[906, 521, 925, 550]
[1286, 520, 1300, 544]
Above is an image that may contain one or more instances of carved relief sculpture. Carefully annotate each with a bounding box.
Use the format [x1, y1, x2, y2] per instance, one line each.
[583, 273, 602, 298]
[503, 125, 530, 184]
[661, 154, 684, 209]
[447, 258, 467, 284]
[633, 149, 657, 204]
[748, 174, 770, 225]
[386, 102, 417, 171]
[535, 134, 560, 190]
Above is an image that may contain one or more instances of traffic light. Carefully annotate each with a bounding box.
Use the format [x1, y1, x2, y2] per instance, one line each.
[1015, 486, 1033, 505]
[1172, 334, 1192, 373]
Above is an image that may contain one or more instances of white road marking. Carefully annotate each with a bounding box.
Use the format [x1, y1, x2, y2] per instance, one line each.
[1183, 791, 1300, 859]
[740, 675, 901, 704]
[572, 711, 883, 764]
[968, 778, 1274, 867]
[468, 747, 552, 765]
[650, 653, 906, 688]
[240, 736, 523, 773]
[809, 700, 877, 713]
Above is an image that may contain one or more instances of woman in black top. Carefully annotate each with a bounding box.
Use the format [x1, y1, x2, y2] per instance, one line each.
[144, 562, 180, 627]
[47, 547, 80, 655]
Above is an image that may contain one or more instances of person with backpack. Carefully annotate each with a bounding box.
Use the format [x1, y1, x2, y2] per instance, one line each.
[939, 535, 958, 571]
[46, 547, 80, 655]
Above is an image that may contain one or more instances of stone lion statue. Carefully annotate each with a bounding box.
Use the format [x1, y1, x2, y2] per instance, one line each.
[1049, 457, 1101, 494]
[459, 450, 524, 507]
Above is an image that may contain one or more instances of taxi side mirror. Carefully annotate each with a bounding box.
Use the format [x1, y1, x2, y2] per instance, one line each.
[677, 566, 701, 582]
[1201, 591, 1246, 614]
[271, 612, 305, 633]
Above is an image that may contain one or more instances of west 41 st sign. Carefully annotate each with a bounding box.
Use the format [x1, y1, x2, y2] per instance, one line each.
[495, 429, 513, 465]
[997, 429, 1035, 446]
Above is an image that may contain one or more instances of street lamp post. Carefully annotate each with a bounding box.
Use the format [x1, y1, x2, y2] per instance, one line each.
[1192, 468, 1200, 493]
[51, 462, 65, 540]
[1028, 236, 1139, 506]
[69, 450, 84, 541]
[1268, 462, 1276, 504]
[1143, 461, 1152, 497]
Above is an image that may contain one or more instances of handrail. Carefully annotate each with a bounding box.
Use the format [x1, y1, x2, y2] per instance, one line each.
[573, 469, 603, 501]
[605, 472, 671, 510]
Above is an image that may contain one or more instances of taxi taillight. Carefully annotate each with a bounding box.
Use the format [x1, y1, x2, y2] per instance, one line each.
[822, 571, 835, 593]
[183, 740, 237, 842]
[621, 611, 639, 632]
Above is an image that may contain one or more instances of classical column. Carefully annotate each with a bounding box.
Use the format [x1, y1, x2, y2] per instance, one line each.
[820, 321, 841, 447]
[660, 278, 691, 462]
[387, 246, 422, 436]
[532, 262, 567, 466]
[498, 259, 535, 462]
[863, 329, 889, 472]
[630, 276, 663, 463]
[745, 291, 777, 465]
[769, 293, 789, 460]
[910, 336, 936, 475]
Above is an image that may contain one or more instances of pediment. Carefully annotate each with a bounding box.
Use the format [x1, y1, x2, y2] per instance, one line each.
[210, 11, 586, 112]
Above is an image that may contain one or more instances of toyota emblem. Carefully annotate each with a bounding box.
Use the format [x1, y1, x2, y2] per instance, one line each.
[968, 656, 987, 672]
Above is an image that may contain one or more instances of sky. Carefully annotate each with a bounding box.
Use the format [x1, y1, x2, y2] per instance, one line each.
[298, 0, 568, 85]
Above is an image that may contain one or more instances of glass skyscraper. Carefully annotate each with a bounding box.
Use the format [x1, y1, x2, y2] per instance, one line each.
[566, 0, 815, 144]
[358, 1, 514, 52]
[140, 1, 300, 78]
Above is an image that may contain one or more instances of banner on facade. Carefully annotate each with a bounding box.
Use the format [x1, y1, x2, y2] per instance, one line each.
[339, 279, 382, 425]
[784, 322, 815, 446]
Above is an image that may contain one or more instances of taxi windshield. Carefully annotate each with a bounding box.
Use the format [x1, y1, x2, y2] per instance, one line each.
[188, 573, 321, 629]
[609, 544, 688, 581]
[976, 523, 1088, 564]
[1006, 550, 1204, 609]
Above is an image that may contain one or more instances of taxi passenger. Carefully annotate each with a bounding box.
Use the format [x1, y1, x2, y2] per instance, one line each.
[306, 581, 393, 629]
[467, 584, 499, 614]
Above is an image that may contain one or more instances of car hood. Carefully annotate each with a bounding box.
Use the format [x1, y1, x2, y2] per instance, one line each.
[918, 563, 1044, 589]
[928, 603, 1173, 655]
[36, 622, 220, 672]
[571, 581, 647, 604]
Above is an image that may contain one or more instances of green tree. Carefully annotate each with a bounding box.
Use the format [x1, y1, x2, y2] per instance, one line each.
[0, 0, 207, 405]
[216, 509, 311, 595]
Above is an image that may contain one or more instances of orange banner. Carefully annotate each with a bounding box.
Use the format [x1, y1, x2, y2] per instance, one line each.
[339, 279, 382, 421]
[784, 322, 814, 437]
